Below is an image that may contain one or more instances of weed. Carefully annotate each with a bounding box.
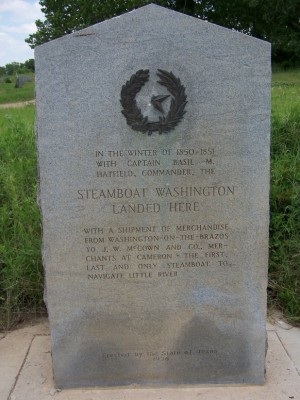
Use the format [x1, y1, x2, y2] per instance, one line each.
[0, 106, 44, 329]
[269, 70, 300, 323]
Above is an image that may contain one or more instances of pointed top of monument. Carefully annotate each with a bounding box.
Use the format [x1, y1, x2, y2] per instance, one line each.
[36, 2, 270, 52]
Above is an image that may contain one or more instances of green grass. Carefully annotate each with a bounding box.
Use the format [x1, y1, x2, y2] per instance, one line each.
[0, 69, 299, 329]
[269, 69, 300, 323]
[0, 106, 44, 329]
[272, 68, 300, 119]
[0, 73, 35, 104]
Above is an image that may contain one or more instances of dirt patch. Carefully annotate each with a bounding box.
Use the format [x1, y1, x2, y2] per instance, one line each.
[0, 99, 35, 109]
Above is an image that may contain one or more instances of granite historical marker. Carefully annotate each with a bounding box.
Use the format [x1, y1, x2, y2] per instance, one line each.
[35, 4, 271, 388]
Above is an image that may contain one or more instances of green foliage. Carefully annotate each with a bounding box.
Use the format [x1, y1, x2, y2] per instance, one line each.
[23, 59, 35, 73]
[0, 59, 35, 77]
[4, 62, 22, 76]
[195, 0, 300, 65]
[0, 74, 35, 104]
[264, 1, 300, 65]
[269, 70, 300, 323]
[0, 107, 44, 329]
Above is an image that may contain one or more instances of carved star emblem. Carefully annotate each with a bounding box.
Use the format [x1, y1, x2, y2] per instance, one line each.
[151, 94, 170, 113]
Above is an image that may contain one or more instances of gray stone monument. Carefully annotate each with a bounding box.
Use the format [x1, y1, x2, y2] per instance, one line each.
[15, 75, 31, 88]
[35, 4, 271, 388]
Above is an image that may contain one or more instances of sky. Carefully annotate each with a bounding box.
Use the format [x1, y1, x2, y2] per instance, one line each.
[0, 0, 44, 66]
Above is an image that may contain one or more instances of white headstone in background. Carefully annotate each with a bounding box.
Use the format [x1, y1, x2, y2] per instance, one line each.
[35, 4, 271, 388]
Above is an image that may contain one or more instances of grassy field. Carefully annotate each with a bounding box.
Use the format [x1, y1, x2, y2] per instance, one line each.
[0, 73, 35, 104]
[269, 69, 300, 323]
[0, 106, 44, 329]
[0, 69, 299, 329]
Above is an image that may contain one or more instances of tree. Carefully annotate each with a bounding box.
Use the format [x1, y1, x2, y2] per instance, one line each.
[24, 59, 35, 72]
[263, 0, 300, 64]
[26, 0, 300, 64]
[0, 59, 35, 75]
[194, 0, 300, 65]
[4, 62, 22, 76]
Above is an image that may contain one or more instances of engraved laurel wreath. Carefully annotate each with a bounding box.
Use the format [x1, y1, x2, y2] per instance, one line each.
[120, 69, 187, 135]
